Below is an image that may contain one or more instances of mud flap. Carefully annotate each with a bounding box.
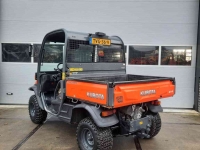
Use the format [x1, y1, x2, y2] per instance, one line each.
[147, 104, 163, 113]
[28, 85, 44, 110]
[73, 103, 119, 128]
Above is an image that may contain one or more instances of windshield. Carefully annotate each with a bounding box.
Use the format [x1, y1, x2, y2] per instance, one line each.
[39, 31, 65, 72]
[67, 40, 124, 63]
[40, 43, 64, 72]
[42, 44, 63, 63]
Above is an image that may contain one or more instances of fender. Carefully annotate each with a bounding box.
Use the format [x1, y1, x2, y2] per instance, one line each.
[72, 103, 119, 128]
[28, 85, 44, 110]
[147, 103, 163, 113]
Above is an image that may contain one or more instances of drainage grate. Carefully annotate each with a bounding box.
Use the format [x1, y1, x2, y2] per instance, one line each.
[12, 115, 52, 150]
[12, 124, 42, 150]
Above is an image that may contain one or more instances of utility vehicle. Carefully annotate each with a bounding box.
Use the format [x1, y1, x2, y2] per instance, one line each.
[28, 29, 175, 150]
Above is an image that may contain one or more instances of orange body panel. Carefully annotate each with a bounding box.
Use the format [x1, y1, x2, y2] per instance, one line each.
[113, 80, 175, 108]
[66, 79, 175, 108]
[66, 81, 108, 105]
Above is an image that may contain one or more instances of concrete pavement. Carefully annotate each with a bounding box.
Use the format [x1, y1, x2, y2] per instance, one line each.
[0, 107, 200, 150]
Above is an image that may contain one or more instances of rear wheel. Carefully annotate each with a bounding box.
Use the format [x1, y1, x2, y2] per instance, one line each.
[76, 117, 113, 150]
[145, 113, 161, 139]
[29, 95, 47, 124]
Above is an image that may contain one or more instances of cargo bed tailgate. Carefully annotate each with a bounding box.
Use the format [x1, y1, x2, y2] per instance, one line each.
[67, 74, 175, 108]
[113, 80, 175, 108]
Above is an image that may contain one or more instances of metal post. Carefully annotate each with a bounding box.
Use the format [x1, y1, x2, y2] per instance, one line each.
[94, 45, 98, 62]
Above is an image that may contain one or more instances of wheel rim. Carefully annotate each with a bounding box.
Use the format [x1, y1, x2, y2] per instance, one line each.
[81, 128, 94, 150]
[29, 102, 35, 117]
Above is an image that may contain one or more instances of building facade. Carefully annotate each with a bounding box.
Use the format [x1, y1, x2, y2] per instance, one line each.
[0, 0, 199, 110]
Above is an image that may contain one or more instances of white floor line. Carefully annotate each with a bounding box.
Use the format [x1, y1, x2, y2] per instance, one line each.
[0, 105, 28, 108]
[163, 109, 198, 114]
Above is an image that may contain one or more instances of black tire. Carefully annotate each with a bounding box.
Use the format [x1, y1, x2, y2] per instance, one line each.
[146, 113, 161, 139]
[28, 95, 47, 124]
[76, 117, 113, 150]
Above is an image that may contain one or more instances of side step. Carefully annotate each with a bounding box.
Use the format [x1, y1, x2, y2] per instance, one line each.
[58, 103, 75, 121]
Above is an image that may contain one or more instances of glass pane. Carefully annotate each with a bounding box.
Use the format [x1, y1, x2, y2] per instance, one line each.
[161, 46, 192, 66]
[67, 44, 93, 63]
[124, 45, 127, 53]
[40, 44, 64, 72]
[2, 43, 31, 62]
[97, 45, 124, 63]
[40, 31, 65, 72]
[33, 44, 41, 62]
[43, 44, 64, 63]
[128, 46, 159, 65]
[67, 39, 124, 63]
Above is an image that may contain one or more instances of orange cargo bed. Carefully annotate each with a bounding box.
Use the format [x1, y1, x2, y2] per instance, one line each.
[66, 75, 175, 108]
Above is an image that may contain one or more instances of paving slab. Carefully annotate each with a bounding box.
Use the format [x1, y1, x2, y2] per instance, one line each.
[1, 107, 200, 150]
[20, 117, 78, 150]
[0, 108, 37, 150]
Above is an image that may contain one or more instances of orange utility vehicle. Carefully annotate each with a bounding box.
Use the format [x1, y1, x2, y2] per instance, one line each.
[28, 29, 175, 150]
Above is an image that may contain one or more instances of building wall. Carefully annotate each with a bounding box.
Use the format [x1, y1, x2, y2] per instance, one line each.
[0, 0, 199, 107]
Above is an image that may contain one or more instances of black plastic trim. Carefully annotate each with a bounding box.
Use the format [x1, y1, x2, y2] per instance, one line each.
[28, 85, 44, 110]
[72, 103, 119, 127]
[68, 76, 175, 86]
[147, 104, 163, 113]
[107, 85, 114, 107]
[113, 78, 175, 85]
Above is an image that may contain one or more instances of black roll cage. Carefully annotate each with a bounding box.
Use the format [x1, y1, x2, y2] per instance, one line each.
[37, 29, 126, 76]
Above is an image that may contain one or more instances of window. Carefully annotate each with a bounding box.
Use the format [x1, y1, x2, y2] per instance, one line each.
[33, 44, 64, 63]
[124, 45, 127, 53]
[2, 43, 31, 62]
[67, 39, 124, 63]
[40, 44, 64, 71]
[40, 31, 65, 72]
[161, 46, 192, 65]
[67, 44, 93, 63]
[42, 44, 64, 63]
[33, 44, 41, 62]
[129, 46, 159, 65]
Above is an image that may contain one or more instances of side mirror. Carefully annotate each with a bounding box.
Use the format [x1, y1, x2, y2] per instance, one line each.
[29, 45, 33, 57]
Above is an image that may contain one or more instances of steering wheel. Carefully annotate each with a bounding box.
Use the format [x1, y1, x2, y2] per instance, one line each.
[54, 63, 69, 73]
[57, 63, 63, 71]
[54, 63, 63, 72]
[52, 63, 62, 81]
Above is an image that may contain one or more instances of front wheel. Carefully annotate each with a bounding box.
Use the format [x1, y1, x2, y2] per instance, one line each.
[76, 117, 113, 150]
[145, 113, 161, 139]
[28, 95, 47, 124]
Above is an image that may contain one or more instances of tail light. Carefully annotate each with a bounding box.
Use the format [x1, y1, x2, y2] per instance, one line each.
[101, 109, 116, 117]
[35, 73, 37, 80]
[34, 73, 38, 84]
[35, 80, 38, 84]
[151, 100, 161, 106]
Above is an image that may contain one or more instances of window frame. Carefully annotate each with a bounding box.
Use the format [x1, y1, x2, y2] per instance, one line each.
[127, 44, 160, 66]
[126, 44, 194, 67]
[1, 42, 32, 64]
[160, 46, 192, 66]
[66, 41, 125, 64]
[32, 43, 42, 63]
[1, 43, 194, 68]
